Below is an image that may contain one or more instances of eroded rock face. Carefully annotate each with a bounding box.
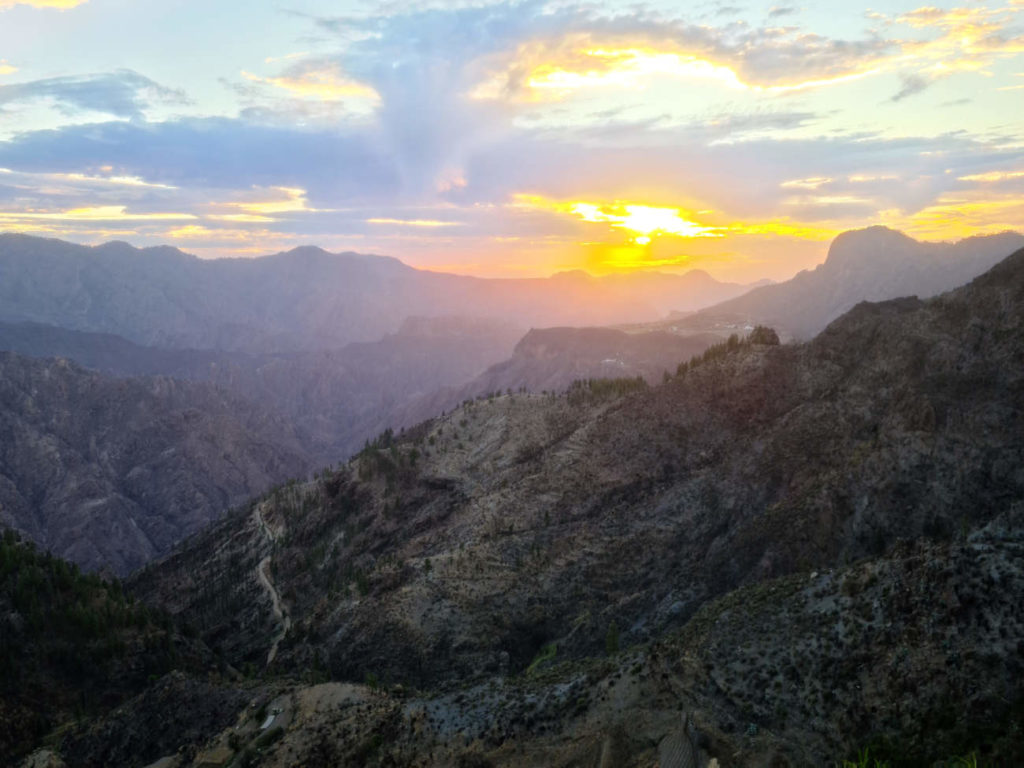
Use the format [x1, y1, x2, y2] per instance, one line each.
[99, 530, 1024, 767]
[0, 352, 311, 574]
[135, 248, 1024, 697]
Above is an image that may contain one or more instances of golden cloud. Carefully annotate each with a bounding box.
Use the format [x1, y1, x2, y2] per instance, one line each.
[513, 193, 840, 247]
[0, 0, 87, 8]
[473, 42, 881, 101]
[0, 206, 195, 222]
[213, 187, 325, 219]
[367, 218, 462, 228]
[242, 66, 378, 102]
[958, 169, 1024, 182]
[897, 190, 1024, 239]
[471, 5, 1024, 103]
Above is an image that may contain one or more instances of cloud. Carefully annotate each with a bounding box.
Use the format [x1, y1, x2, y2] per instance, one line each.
[890, 73, 932, 102]
[768, 7, 798, 18]
[0, 205, 195, 222]
[0, 0, 86, 8]
[241, 58, 378, 102]
[0, 60, 16, 76]
[958, 168, 1024, 183]
[0, 70, 187, 120]
[367, 218, 462, 228]
[0, 1, 1021, 276]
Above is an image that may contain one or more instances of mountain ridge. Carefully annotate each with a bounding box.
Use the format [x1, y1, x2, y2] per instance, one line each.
[0, 351, 312, 574]
[684, 226, 1024, 339]
[0, 233, 758, 353]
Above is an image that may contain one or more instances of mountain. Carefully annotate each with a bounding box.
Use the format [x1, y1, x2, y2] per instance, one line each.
[0, 316, 525, 462]
[683, 226, 1024, 339]
[384, 325, 723, 433]
[114, 246, 1024, 765]
[459, 325, 722, 391]
[0, 352, 311, 574]
[0, 234, 757, 353]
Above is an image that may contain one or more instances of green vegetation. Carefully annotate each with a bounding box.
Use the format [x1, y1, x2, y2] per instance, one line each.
[838, 747, 989, 767]
[605, 620, 620, 655]
[676, 326, 779, 376]
[526, 643, 558, 676]
[837, 748, 890, 768]
[0, 528, 178, 760]
[567, 376, 647, 405]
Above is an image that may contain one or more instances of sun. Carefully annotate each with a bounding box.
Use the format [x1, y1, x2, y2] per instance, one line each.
[568, 201, 720, 241]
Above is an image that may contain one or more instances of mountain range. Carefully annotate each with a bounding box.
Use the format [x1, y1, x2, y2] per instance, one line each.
[1, 226, 1022, 581]
[0, 234, 756, 353]
[4, 231, 1024, 766]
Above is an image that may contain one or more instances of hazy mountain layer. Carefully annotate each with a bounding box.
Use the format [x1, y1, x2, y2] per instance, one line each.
[0, 352, 311, 574]
[0, 316, 524, 462]
[0, 234, 756, 353]
[684, 226, 1024, 339]
[384, 325, 722, 435]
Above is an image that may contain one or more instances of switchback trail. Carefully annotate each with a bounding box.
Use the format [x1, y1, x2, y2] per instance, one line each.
[253, 502, 291, 665]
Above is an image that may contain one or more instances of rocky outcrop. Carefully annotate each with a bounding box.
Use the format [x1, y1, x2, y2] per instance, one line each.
[685, 226, 1024, 338]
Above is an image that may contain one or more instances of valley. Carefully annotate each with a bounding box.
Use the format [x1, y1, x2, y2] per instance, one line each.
[3, 230, 1024, 766]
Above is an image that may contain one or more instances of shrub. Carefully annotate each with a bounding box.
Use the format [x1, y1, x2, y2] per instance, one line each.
[605, 621, 620, 655]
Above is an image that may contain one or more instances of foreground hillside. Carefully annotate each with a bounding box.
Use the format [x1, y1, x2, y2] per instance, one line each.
[108, 247, 1024, 765]
[0, 352, 310, 573]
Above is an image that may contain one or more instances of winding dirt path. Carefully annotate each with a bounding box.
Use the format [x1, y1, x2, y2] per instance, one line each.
[253, 502, 291, 665]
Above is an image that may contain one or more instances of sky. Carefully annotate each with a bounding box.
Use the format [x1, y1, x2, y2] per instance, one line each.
[0, 0, 1021, 282]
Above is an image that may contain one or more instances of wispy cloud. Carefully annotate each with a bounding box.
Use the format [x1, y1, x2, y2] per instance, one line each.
[0, 70, 187, 119]
[241, 59, 378, 102]
[367, 218, 462, 228]
[0, 0, 87, 9]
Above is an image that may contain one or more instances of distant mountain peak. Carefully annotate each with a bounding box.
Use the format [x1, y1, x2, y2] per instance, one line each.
[822, 226, 922, 272]
[279, 245, 334, 259]
[549, 269, 594, 282]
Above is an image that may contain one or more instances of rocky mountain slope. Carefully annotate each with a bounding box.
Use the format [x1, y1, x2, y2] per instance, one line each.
[0, 352, 310, 574]
[112, 246, 1024, 765]
[684, 226, 1024, 339]
[446, 325, 721, 392]
[0, 234, 756, 353]
[68, 523, 1017, 768]
[0, 316, 523, 462]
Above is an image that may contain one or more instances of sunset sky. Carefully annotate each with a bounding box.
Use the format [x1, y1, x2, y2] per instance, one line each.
[0, 0, 1021, 281]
